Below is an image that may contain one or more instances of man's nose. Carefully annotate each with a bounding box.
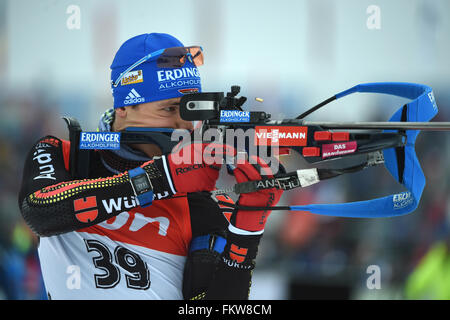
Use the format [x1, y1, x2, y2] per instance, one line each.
[176, 119, 194, 130]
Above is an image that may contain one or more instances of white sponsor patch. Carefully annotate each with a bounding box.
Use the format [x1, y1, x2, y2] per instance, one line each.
[80, 132, 121, 150]
[156, 67, 201, 91]
[297, 168, 320, 187]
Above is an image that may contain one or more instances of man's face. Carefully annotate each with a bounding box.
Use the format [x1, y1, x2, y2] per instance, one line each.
[115, 97, 193, 131]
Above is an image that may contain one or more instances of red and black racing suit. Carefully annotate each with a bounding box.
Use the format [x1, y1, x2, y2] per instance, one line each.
[18, 136, 261, 299]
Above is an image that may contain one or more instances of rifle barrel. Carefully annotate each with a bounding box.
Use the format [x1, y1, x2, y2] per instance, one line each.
[302, 121, 450, 131]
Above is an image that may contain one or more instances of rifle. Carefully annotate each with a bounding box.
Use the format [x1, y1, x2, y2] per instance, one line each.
[176, 82, 450, 218]
[66, 82, 450, 218]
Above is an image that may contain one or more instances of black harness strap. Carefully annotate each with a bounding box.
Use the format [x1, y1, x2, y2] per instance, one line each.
[62, 117, 91, 179]
[394, 105, 408, 184]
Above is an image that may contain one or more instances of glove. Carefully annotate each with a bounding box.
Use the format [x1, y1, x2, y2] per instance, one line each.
[166, 141, 233, 193]
[130, 141, 235, 206]
[229, 155, 284, 233]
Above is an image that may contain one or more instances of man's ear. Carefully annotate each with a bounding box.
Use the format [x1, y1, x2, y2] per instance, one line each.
[115, 107, 127, 118]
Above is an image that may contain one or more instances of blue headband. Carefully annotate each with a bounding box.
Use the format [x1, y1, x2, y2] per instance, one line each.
[290, 82, 438, 218]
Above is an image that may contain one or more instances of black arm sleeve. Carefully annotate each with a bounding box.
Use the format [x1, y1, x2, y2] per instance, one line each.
[183, 193, 262, 300]
[203, 231, 262, 300]
[18, 136, 140, 237]
[182, 193, 228, 300]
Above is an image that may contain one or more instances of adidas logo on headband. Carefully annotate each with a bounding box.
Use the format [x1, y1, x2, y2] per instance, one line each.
[124, 88, 145, 105]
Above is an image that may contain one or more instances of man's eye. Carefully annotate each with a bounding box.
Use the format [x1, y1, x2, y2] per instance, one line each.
[163, 106, 177, 112]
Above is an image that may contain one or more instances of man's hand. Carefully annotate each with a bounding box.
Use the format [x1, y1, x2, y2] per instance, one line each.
[230, 156, 284, 233]
[137, 142, 236, 199]
[166, 142, 228, 193]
